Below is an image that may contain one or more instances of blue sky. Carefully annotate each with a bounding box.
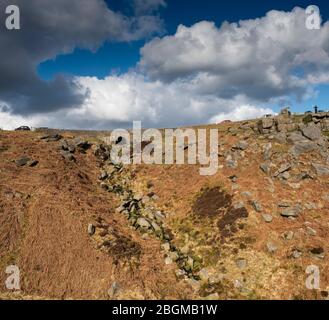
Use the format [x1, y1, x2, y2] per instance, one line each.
[2, 0, 329, 129]
[37, 0, 329, 116]
[39, 0, 329, 81]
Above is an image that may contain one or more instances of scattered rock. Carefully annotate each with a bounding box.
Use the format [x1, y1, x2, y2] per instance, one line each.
[59, 140, 69, 151]
[290, 141, 318, 158]
[229, 175, 238, 183]
[185, 257, 194, 272]
[252, 201, 262, 213]
[99, 171, 108, 180]
[151, 221, 162, 234]
[240, 122, 251, 130]
[263, 143, 272, 160]
[287, 132, 308, 144]
[15, 156, 31, 167]
[261, 118, 274, 130]
[186, 278, 201, 291]
[310, 247, 325, 259]
[278, 201, 291, 208]
[266, 242, 278, 254]
[226, 158, 238, 168]
[161, 242, 171, 253]
[291, 249, 302, 259]
[312, 163, 329, 176]
[43, 133, 63, 142]
[260, 163, 271, 174]
[68, 144, 76, 153]
[175, 269, 186, 279]
[262, 214, 273, 223]
[134, 193, 144, 201]
[235, 141, 248, 151]
[306, 226, 317, 236]
[72, 137, 91, 150]
[136, 218, 151, 229]
[88, 224, 95, 236]
[265, 177, 275, 193]
[93, 144, 110, 161]
[274, 163, 291, 177]
[209, 274, 224, 285]
[164, 257, 173, 265]
[28, 159, 39, 167]
[154, 211, 166, 222]
[198, 268, 210, 283]
[169, 251, 179, 262]
[241, 191, 253, 198]
[281, 206, 301, 218]
[296, 172, 314, 181]
[301, 123, 322, 141]
[283, 231, 294, 241]
[60, 150, 76, 162]
[60, 141, 76, 153]
[273, 132, 287, 144]
[281, 171, 290, 180]
[234, 202, 245, 209]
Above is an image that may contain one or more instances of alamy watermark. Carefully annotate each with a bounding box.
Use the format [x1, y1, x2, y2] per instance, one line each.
[2, 5, 322, 31]
[306, 265, 320, 290]
[305, 5, 321, 30]
[1, 264, 324, 293]
[104, 121, 219, 176]
[4, 4, 20, 30]
[5, 265, 20, 291]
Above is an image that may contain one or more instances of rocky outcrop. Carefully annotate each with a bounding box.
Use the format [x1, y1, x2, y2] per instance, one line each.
[254, 111, 329, 138]
[249, 110, 329, 164]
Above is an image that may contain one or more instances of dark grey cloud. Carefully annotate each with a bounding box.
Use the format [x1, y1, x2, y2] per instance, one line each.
[0, 0, 164, 115]
[4, 6, 329, 131]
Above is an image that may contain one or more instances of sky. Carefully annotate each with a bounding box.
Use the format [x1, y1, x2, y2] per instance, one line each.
[1, 0, 329, 129]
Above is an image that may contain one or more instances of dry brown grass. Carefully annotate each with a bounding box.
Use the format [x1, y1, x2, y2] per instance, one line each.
[0, 131, 191, 300]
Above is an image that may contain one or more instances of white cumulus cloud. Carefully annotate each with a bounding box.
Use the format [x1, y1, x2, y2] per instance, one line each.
[140, 7, 329, 101]
[0, 74, 271, 130]
[3, 7, 329, 130]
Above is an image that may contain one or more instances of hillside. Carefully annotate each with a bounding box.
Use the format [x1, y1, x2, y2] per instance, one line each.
[1, 111, 329, 300]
